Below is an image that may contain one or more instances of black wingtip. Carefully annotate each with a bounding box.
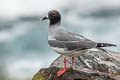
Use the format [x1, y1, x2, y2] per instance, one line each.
[97, 43, 117, 47]
[109, 43, 116, 47]
[113, 44, 117, 47]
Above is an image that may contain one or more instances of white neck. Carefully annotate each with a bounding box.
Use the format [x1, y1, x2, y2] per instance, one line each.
[48, 23, 62, 40]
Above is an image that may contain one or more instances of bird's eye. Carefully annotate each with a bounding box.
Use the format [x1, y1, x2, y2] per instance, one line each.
[52, 12, 56, 16]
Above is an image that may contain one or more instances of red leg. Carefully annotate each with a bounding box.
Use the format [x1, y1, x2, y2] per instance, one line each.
[70, 57, 74, 69]
[57, 57, 67, 76]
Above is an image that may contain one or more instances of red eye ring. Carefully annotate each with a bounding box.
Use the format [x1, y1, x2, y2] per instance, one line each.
[52, 12, 56, 16]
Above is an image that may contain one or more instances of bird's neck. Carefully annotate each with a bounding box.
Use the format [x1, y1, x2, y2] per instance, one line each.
[49, 22, 61, 31]
[49, 21, 61, 26]
[48, 22, 61, 39]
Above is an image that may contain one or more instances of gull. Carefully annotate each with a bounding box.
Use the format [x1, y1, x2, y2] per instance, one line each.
[41, 10, 117, 76]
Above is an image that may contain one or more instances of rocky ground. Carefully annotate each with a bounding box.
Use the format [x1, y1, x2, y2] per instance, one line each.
[32, 50, 120, 80]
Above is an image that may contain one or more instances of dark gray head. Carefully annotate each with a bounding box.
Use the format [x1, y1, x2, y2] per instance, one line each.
[41, 10, 61, 25]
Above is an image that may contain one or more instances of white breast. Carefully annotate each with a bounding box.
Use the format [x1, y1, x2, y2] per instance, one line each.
[51, 47, 68, 54]
[51, 47, 87, 57]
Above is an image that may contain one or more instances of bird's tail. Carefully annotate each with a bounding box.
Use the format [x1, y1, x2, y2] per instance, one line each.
[97, 43, 117, 47]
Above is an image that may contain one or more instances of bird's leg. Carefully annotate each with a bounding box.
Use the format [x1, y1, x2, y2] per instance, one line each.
[57, 57, 67, 76]
[70, 57, 74, 69]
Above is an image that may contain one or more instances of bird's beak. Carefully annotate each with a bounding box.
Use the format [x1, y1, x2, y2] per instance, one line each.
[40, 16, 48, 21]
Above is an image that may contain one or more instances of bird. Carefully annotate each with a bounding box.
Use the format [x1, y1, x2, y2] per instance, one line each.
[41, 10, 117, 76]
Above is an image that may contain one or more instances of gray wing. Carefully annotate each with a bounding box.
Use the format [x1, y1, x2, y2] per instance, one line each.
[55, 29, 85, 41]
[48, 40, 97, 51]
[48, 29, 97, 51]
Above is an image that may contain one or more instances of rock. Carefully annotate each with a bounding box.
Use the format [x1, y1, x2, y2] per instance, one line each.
[32, 50, 120, 80]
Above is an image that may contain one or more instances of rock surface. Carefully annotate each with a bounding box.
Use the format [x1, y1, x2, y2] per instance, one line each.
[32, 50, 120, 80]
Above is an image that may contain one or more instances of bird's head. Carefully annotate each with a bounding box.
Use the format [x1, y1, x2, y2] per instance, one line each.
[41, 10, 61, 25]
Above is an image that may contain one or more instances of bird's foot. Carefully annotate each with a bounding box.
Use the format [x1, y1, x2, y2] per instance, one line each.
[57, 67, 67, 76]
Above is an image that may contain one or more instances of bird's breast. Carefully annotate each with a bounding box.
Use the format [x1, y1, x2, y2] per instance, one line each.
[50, 46, 87, 57]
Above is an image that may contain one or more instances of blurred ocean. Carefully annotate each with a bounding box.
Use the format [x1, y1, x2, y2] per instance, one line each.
[0, 0, 120, 80]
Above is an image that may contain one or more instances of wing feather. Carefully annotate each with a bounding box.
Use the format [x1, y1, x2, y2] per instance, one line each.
[48, 28, 97, 51]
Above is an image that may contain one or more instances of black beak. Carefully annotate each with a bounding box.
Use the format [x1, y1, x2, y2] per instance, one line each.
[40, 16, 48, 21]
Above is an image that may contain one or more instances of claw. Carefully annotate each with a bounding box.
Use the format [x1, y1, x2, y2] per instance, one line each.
[57, 57, 74, 76]
[57, 67, 67, 76]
